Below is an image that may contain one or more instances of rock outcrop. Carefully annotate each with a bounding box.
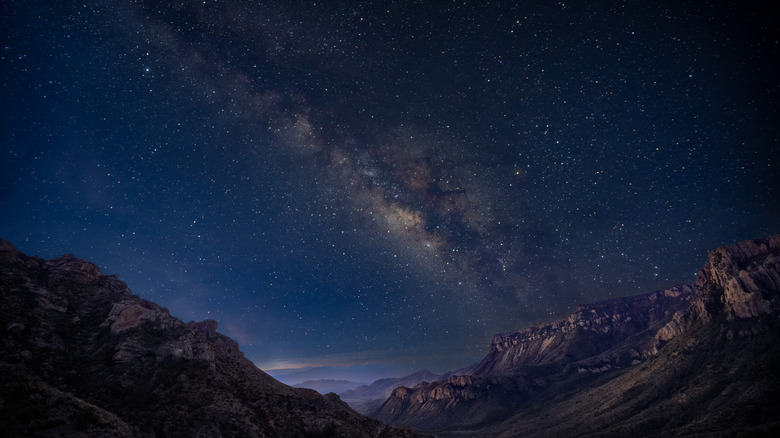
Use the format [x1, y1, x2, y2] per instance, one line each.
[473, 284, 693, 376]
[697, 233, 780, 320]
[0, 238, 426, 437]
[372, 234, 780, 437]
[372, 286, 693, 431]
[340, 370, 443, 414]
[650, 234, 780, 351]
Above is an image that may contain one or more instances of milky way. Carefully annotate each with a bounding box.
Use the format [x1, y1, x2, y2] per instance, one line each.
[1, 0, 777, 375]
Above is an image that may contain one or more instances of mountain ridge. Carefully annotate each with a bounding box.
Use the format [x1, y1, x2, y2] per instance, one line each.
[0, 238, 426, 437]
[339, 370, 443, 415]
[293, 379, 368, 394]
[371, 234, 780, 436]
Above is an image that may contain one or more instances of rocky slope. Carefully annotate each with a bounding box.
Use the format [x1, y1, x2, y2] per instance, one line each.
[0, 238, 425, 437]
[372, 234, 780, 437]
[340, 370, 443, 414]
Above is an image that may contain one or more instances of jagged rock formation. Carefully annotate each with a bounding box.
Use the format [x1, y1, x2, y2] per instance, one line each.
[373, 235, 780, 437]
[695, 234, 780, 321]
[373, 286, 694, 430]
[0, 238, 426, 437]
[475, 284, 693, 376]
[340, 370, 443, 414]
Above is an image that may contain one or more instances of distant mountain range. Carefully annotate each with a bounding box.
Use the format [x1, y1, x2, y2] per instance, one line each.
[287, 366, 477, 416]
[293, 379, 367, 394]
[337, 369, 444, 414]
[270, 363, 415, 387]
[289, 368, 478, 415]
[0, 238, 425, 437]
[369, 234, 780, 437]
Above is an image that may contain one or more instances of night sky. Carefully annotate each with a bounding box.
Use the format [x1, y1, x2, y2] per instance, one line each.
[2, 0, 778, 376]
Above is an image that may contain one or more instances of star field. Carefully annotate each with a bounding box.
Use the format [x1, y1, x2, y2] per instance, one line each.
[1, 0, 777, 374]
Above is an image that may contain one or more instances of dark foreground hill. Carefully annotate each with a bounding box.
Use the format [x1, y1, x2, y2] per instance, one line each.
[372, 235, 780, 437]
[0, 238, 425, 437]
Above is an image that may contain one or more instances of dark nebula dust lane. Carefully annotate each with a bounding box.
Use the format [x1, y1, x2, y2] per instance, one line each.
[1, 0, 777, 375]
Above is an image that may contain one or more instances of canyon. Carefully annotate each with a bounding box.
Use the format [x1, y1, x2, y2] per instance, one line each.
[2, 234, 778, 437]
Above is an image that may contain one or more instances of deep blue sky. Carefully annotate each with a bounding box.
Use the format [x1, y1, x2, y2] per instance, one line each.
[2, 0, 777, 376]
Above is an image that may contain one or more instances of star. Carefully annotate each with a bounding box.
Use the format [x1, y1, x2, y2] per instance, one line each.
[0, 0, 777, 378]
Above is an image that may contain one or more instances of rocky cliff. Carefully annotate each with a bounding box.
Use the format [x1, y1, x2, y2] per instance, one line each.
[695, 233, 780, 321]
[472, 284, 693, 377]
[340, 370, 443, 415]
[0, 238, 425, 437]
[372, 234, 780, 437]
[372, 286, 694, 431]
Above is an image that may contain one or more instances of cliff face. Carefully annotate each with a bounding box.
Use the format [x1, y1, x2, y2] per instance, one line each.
[373, 286, 693, 431]
[695, 234, 780, 321]
[473, 284, 692, 377]
[0, 238, 425, 438]
[373, 235, 780, 437]
[340, 370, 443, 415]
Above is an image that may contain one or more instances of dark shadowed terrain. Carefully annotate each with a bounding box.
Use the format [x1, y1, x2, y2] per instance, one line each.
[0, 238, 426, 437]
